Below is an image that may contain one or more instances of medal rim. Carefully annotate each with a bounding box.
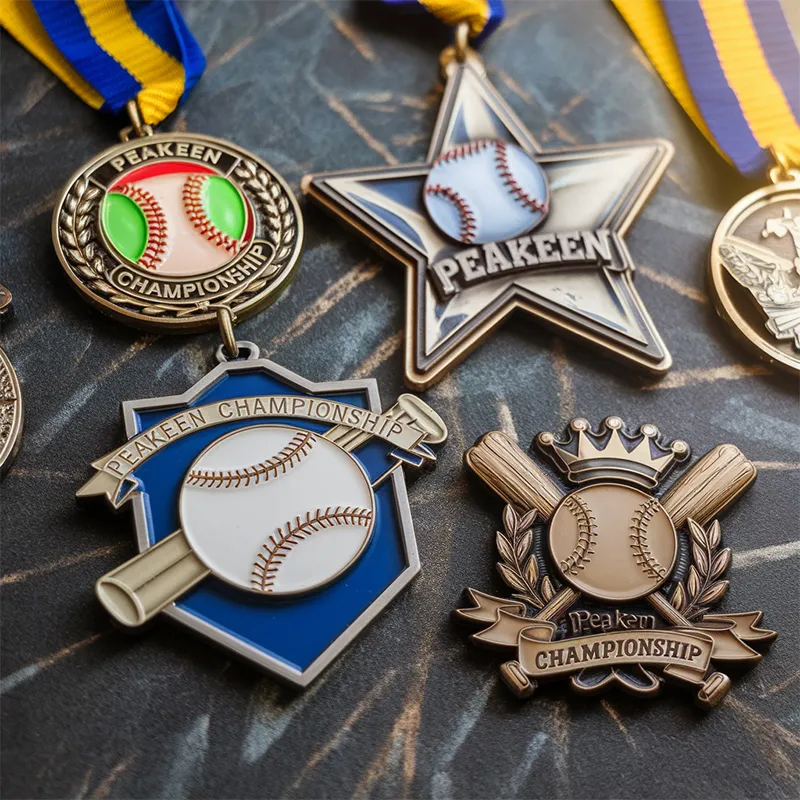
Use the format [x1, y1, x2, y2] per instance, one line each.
[51, 132, 304, 334]
[709, 178, 800, 375]
[0, 346, 23, 476]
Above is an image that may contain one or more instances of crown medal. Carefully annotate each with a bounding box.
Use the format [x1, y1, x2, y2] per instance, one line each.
[304, 8, 675, 389]
[456, 417, 776, 709]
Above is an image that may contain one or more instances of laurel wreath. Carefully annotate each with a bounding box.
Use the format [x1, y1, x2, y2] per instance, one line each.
[233, 159, 298, 291]
[495, 505, 558, 611]
[669, 519, 731, 620]
[57, 162, 299, 321]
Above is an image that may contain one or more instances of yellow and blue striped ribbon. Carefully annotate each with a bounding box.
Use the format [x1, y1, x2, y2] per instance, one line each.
[381, 0, 505, 41]
[613, 0, 800, 177]
[0, 0, 205, 126]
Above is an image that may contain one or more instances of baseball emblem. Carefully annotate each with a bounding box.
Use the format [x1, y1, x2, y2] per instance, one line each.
[423, 139, 549, 245]
[180, 424, 375, 595]
[101, 165, 253, 276]
[549, 484, 677, 603]
[53, 133, 302, 331]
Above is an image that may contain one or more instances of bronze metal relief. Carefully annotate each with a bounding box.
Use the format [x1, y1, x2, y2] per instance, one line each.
[456, 417, 777, 709]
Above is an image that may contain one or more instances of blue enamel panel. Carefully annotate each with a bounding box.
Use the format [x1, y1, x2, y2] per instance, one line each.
[129, 367, 410, 673]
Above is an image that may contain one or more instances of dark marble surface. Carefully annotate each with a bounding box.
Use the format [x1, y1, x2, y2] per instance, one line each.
[1, 2, 798, 798]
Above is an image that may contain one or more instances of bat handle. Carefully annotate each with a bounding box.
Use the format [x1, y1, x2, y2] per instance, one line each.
[96, 529, 209, 627]
[647, 592, 731, 709]
[500, 587, 580, 698]
[324, 394, 447, 453]
[466, 431, 563, 521]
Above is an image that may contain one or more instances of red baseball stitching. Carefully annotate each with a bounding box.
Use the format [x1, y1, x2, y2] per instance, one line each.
[186, 431, 315, 489]
[250, 506, 373, 592]
[425, 184, 477, 244]
[112, 184, 169, 271]
[432, 140, 492, 167]
[182, 174, 243, 253]
[492, 139, 548, 215]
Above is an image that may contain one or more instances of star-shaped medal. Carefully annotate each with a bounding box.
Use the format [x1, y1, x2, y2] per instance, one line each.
[304, 53, 673, 389]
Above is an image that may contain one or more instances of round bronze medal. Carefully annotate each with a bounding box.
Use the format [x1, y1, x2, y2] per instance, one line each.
[52, 133, 303, 332]
[709, 173, 800, 374]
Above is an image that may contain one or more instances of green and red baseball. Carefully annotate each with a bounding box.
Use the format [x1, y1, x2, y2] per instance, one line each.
[101, 161, 254, 276]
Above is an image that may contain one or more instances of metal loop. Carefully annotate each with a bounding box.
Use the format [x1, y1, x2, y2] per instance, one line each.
[215, 306, 239, 360]
[454, 21, 470, 63]
[215, 340, 261, 364]
[768, 147, 798, 185]
[119, 98, 154, 142]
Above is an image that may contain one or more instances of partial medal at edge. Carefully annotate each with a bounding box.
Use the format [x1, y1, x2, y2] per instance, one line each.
[53, 132, 302, 332]
[457, 417, 776, 709]
[0, 284, 23, 477]
[710, 169, 800, 374]
[305, 50, 673, 389]
[78, 347, 447, 686]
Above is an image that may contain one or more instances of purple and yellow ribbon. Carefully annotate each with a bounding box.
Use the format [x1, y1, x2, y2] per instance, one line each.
[614, 0, 800, 177]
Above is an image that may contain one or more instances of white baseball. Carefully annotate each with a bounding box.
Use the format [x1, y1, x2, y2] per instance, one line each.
[179, 425, 375, 595]
[423, 139, 549, 245]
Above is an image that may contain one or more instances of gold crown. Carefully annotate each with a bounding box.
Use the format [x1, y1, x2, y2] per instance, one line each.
[536, 416, 689, 489]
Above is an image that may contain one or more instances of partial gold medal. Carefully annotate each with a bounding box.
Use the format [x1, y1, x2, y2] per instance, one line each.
[0, 285, 23, 477]
[710, 167, 800, 374]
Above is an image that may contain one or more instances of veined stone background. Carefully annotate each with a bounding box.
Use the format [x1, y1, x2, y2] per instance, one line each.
[1, 2, 798, 798]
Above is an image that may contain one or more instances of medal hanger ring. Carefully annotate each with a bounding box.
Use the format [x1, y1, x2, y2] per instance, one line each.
[119, 98, 154, 142]
[214, 339, 260, 364]
[439, 21, 476, 73]
[214, 305, 239, 360]
[768, 148, 799, 185]
[454, 21, 469, 63]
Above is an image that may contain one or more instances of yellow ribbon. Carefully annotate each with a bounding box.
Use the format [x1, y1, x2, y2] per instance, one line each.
[0, 0, 187, 125]
[0, 0, 104, 111]
[420, 0, 491, 38]
[613, 0, 800, 171]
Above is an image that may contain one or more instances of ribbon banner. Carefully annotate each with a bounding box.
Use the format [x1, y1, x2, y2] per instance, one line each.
[0, 0, 205, 125]
[459, 590, 774, 684]
[78, 396, 427, 507]
[613, 0, 800, 176]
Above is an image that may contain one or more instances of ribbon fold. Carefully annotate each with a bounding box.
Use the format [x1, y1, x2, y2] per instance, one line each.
[382, 0, 505, 41]
[613, 0, 800, 176]
[0, 0, 205, 125]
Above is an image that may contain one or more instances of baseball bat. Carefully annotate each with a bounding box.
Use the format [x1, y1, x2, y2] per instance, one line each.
[660, 444, 756, 529]
[465, 431, 564, 520]
[97, 396, 445, 627]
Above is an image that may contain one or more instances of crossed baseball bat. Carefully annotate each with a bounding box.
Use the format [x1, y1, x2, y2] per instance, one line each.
[96, 394, 447, 628]
[465, 431, 757, 706]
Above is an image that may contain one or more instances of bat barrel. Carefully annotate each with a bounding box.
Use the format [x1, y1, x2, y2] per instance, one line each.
[465, 431, 563, 520]
[661, 444, 756, 529]
[96, 529, 209, 627]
